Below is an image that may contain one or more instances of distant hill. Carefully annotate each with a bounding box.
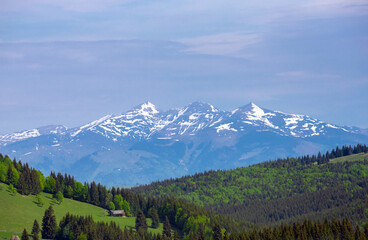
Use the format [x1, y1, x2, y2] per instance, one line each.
[132, 146, 368, 226]
[1, 102, 367, 185]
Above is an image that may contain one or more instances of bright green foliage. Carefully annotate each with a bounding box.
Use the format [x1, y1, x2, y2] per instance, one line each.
[73, 181, 87, 201]
[7, 164, 19, 186]
[44, 176, 56, 194]
[76, 233, 87, 240]
[36, 171, 45, 191]
[113, 194, 131, 216]
[0, 161, 9, 182]
[36, 194, 44, 207]
[122, 199, 131, 216]
[108, 201, 115, 210]
[114, 194, 124, 210]
[8, 183, 16, 195]
[55, 191, 64, 204]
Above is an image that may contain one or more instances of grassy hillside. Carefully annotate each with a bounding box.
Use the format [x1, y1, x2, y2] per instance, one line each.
[330, 152, 368, 163]
[132, 153, 368, 226]
[0, 182, 163, 239]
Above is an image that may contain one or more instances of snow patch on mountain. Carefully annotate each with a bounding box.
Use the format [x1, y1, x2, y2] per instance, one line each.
[0, 125, 67, 146]
[216, 123, 237, 133]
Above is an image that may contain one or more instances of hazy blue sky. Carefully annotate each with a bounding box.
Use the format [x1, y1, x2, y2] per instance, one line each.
[0, 0, 367, 134]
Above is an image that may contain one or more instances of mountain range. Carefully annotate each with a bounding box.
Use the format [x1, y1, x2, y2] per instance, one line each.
[1, 102, 367, 186]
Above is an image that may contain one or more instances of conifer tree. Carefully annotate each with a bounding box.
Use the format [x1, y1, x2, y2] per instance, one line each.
[150, 207, 160, 229]
[135, 211, 148, 231]
[21, 229, 28, 240]
[163, 216, 171, 239]
[42, 205, 57, 239]
[32, 219, 40, 240]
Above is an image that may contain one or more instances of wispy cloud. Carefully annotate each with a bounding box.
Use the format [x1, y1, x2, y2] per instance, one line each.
[0, 0, 135, 12]
[178, 32, 261, 58]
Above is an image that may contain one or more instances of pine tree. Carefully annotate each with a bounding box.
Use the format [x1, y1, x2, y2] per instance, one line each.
[150, 207, 160, 229]
[163, 216, 171, 239]
[135, 211, 148, 231]
[42, 205, 57, 239]
[21, 229, 28, 240]
[32, 219, 40, 240]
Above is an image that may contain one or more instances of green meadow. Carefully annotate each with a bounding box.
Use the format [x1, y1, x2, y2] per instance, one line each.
[0, 182, 163, 239]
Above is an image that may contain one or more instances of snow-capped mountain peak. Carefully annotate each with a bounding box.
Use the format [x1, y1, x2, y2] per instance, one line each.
[129, 101, 159, 117]
[0, 101, 363, 147]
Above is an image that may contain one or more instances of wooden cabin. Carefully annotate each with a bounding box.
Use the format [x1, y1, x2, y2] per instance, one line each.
[109, 210, 126, 217]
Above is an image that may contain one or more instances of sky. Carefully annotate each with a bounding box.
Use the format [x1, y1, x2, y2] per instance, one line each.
[0, 0, 367, 134]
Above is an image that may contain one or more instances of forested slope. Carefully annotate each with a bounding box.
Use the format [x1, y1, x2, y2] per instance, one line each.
[132, 145, 368, 225]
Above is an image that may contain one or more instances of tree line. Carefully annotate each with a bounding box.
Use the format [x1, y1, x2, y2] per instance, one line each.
[21, 206, 368, 240]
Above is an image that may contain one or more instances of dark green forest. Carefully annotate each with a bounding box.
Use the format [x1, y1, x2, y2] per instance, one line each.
[1, 144, 368, 239]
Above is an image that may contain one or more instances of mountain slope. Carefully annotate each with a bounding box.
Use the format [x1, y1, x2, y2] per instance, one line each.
[1, 102, 367, 185]
[132, 147, 368, 225]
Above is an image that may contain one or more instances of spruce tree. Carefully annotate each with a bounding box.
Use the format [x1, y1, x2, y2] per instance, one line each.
[32, 219, 40, 240]
[21, 229, 28, 240]
[163, 216, 171, 239]
[135, 211, 148, 231]
[150, 207, 160, 229]
[42, 205, 57, 239]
